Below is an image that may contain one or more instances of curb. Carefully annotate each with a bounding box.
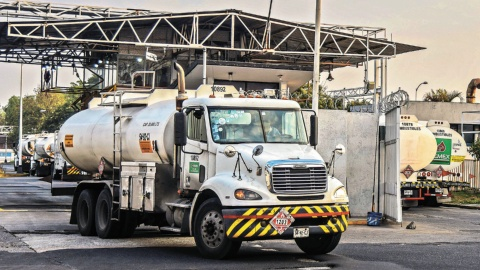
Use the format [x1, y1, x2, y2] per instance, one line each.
[442, 203, 480, 210]
[348, 219, 367, 225]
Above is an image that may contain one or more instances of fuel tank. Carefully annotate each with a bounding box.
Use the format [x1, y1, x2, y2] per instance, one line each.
[34, 133, 55, 159]
[423, 120, 467, 172]
[399, 115, 437, 181]
[57, 98, 176, 174]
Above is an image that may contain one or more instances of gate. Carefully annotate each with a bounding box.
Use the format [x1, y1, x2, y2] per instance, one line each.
[383, 107, 402, 222]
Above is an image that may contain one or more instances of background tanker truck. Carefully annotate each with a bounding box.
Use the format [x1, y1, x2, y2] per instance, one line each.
[14, 134, 36, 173]
[400, 117, 468, 209]
[57, 65, 350, 259]
[31, 133, 55, 177]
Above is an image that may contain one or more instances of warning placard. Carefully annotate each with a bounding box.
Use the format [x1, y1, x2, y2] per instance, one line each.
[64, 134, 74, 147]
[139, 140, 153, 153]
[269, 208, 295, 235]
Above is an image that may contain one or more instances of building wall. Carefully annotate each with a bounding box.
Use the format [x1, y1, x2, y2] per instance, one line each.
[317, 110, 378, 217]
[402, 101, 480, 123]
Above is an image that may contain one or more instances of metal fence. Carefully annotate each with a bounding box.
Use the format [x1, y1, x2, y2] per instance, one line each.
[449, 159, 480, 190]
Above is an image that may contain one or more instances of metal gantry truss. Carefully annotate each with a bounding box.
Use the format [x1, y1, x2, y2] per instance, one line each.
[327, 86, 381, 112]
[0, 1, 163, 20]
[0, 1, 424, 97]
[4, 8, 422, 68]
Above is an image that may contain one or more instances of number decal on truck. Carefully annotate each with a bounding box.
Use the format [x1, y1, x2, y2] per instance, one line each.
[139, 133, 153, 153]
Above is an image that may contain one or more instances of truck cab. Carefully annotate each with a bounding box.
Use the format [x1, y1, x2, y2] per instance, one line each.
[174, 97, 349, 258]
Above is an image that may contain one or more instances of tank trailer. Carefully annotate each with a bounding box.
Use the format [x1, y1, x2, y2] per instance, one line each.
[400, 116, 468, 209]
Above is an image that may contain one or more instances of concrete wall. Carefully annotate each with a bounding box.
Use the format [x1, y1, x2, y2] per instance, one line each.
[317, 110, 378, 217]
[403, 101, 480, 123]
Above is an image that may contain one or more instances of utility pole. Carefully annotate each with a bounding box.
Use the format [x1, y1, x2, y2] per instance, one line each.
[17, 64, 23, 173]
[312, 0, 322, 115]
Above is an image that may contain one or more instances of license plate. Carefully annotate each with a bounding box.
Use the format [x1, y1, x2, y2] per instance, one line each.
[435, 188, 443, 193]
[293, 227, 309, 238]
[404, 190, 413, 196]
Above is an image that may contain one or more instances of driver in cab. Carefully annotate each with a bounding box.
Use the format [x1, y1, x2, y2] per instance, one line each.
[263, 118, 280, 140]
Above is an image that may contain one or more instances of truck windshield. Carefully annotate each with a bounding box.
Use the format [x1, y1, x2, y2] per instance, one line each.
[209, 108, 308, 144]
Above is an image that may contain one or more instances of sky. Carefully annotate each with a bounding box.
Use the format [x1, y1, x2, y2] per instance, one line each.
[1, 0, 480, 106]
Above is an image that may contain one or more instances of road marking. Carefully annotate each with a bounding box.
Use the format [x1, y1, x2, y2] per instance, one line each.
[0, 209, 70, 212]
[297, 266, 332, 270]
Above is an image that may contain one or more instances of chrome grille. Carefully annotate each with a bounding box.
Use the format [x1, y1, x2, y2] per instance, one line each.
[271, 165, 327, 193]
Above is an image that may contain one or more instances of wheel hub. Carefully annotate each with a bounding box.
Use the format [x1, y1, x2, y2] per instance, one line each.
[201, 210, 225, 248]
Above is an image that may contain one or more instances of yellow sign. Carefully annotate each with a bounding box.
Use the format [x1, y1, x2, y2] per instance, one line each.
[64, 134, 74, 147]
[139, 140, 153, 153]
[451, 155, 465, 163]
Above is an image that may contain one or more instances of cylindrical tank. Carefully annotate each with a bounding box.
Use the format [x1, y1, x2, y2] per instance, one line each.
[58, 98, 176, 174]
[34, 134, 55, 159]
[400, 115, 437, 181]
[21, 135, 36, 157]
[424, 120, 467, 173]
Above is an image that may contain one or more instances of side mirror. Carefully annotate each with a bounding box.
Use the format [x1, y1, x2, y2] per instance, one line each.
[223, 145, 237, 158]
[252, 145, 263, 156]
[309, 115, 318, 147]
[174, 112, 187, 146]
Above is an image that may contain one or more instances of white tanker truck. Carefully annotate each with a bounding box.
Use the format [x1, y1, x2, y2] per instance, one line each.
[400, 117, 469, 209]
[58, 64, 349, 259]
[31, 133, 55, 177]
[14, 134, 36, 173]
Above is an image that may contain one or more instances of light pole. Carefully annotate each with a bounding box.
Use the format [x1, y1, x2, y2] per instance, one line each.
[17, 63, 23, 173]
[415, 81, 428, 101]
[312, 0, 322, 115]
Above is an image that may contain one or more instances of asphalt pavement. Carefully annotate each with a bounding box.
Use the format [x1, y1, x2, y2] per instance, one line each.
[1, 163, 480, 269]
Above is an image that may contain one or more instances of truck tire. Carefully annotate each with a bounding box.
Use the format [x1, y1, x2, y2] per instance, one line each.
[95, 189, 120, 238]
[193, 198, 242, 259]
[295, 233, 342, 255]
[77, 189, 97, 236]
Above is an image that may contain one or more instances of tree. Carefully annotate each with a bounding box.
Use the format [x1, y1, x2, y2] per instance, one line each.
[469, 138, 480, 161]
[423, 89, 463, 102]
[0, 108, 6, 126]
[291, 82, 343, 110]
[3, 89, 79, 143]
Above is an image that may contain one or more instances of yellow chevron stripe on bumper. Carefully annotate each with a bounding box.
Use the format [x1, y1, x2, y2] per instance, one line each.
[223, 205, 349, 240]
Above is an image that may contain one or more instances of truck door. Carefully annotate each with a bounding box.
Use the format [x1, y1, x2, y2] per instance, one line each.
[182, 107, 209, 190]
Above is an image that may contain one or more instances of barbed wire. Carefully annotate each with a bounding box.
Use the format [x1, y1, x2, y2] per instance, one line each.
[378, 89, 410, 113]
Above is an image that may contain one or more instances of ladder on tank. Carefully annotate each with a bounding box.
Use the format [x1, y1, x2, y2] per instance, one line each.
[112, 90, 129, 221]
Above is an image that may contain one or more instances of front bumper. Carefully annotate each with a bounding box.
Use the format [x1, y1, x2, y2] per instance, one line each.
[223, 205, 349, 240]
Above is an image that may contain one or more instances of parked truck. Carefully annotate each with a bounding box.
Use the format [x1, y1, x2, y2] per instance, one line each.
[31, 133, 55, 177]
[14, 134, 36, 173]
[400, 117, 468, 208]
[57, 65, 350, 259]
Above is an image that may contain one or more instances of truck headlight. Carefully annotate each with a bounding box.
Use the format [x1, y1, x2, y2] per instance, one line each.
[334, 187, 348, 198]
[265, 169, 272, 190]
[235, 189, 262, 200]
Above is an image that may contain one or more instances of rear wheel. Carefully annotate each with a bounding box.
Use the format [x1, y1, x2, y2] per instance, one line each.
[193, 198, 241, 259]
[295, 233, 342, 255]
[77, 189, 97, 236]
[95, 188, 120, 238]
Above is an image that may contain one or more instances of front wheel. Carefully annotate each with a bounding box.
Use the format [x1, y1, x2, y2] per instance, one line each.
[295, 233, 342, 255]
[193, 198, 241, 259]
